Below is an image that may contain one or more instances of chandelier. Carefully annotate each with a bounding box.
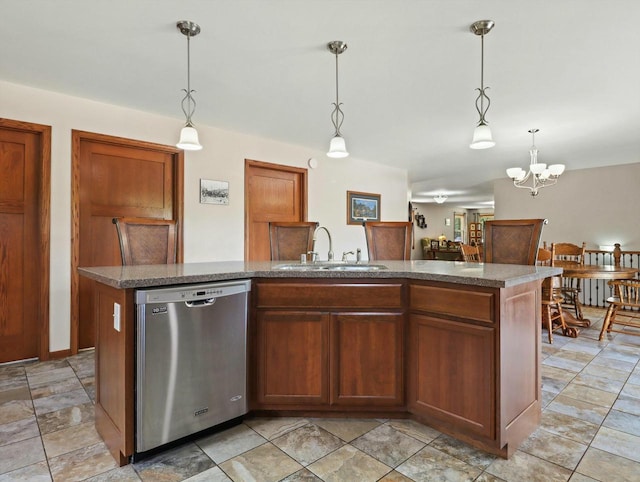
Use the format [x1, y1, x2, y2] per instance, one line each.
[326, 41, 349, 158]
[469, 20, 495, 149]
[506, 129, 565, 196]
[176, 20, 203, 151]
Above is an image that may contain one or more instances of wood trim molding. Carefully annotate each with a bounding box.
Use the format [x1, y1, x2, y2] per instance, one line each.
[0, 118, 51, 361]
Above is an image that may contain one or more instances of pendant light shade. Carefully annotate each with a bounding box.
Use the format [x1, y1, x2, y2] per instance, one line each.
[469, 20, 495, 150]
[177, 125, 202, 151]
[328, 135, 349, 158]
[326, 41, 349, 158]
[176, 20, 203, 151]
[470, 124, 495, 150]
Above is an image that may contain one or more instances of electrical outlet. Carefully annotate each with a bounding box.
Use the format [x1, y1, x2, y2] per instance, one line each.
[113, 302, 121, 332]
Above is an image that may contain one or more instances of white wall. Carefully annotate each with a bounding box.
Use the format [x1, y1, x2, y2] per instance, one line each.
[494, 163, 640, 250]
[1, 80, 408, 352]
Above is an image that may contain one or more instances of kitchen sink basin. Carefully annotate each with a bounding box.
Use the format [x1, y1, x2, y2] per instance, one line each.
[274, 262, 388, 272]
[326, 264, 387, 271]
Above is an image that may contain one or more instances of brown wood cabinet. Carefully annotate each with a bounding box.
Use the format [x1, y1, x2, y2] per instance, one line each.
[408, 280, 541, 458]
[252, 280, 406, 411]
[81, 264, 548, 465]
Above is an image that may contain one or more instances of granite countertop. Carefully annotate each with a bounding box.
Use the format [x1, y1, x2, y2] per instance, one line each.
[78, 260, 562, 290]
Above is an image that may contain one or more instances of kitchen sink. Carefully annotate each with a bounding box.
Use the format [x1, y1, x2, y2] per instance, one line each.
[326, 264, 388, 271]
[274, 262, 388, 271]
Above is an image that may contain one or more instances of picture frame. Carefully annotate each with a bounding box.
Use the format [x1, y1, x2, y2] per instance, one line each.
[200, 179, 229, 205]
[476, 230, 482, 237]
[347, 191, 380, 225]
[470, 223, 476, 230]
[430, 240, 440, 250]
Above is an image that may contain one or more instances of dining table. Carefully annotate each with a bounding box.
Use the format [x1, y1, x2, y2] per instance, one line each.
[556, 263, 639, 327]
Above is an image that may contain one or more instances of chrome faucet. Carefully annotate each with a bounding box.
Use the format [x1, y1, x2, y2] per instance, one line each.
[313, 226, 334, 261]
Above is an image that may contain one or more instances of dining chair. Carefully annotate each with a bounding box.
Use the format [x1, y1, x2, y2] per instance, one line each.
[112, 217, 177, 266]
[460, 243, 481, 262]
[268, 221, 318, 261]
[363, 221, 412, 260]
[483, 219, 547, 265]
[599, 279, 640, 340]
[537, 247, 575, 343]
[551, 242, 587, 319]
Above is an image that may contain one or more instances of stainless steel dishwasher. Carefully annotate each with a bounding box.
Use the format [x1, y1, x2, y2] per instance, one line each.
[135, 279, 251, 454]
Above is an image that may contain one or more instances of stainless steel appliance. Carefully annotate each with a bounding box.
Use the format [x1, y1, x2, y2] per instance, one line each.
[135, 279, 250, 453]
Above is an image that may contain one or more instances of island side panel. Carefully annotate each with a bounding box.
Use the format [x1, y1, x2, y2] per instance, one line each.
[93, 281, 135, 466]
[498, 279, 542, 457]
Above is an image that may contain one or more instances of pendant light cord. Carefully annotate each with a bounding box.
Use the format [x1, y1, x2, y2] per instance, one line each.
[330, 47, 345, 136]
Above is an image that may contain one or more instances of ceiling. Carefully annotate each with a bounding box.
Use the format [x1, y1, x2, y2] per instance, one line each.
[2, 1, 639, 208]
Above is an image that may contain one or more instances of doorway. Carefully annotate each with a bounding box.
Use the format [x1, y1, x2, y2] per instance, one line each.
[0, 118, 51, 363]
[244, 159, 308, 261]
[71, 131, 184, 351]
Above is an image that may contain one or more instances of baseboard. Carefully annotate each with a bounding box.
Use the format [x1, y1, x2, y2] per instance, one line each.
[49, 349, 72, 359]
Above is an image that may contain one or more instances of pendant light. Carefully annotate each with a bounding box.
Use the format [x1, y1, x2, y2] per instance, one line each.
[469, 20, 495, 149]
[506, 129, 565, 196]
[327, 41, 349, 158]
[176, 20, 203, 151]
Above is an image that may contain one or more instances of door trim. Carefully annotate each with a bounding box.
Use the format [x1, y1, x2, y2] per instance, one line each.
[0, 118, 51, 361]
[70, 130, 184, 354]
[244, 159, 308, 260]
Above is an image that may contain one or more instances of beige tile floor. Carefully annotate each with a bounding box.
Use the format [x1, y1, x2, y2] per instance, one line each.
[1, 307, 639, 481]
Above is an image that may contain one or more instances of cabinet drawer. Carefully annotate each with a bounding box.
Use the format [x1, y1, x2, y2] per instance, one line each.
[256, 282, 404, 309]
[410, 283, 494, 323]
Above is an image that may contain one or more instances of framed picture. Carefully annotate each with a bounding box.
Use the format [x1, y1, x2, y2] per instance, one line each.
[200, 179, 229, 205]
[347, 191, 380, 225]
[470, 223, 476, 230]
[430, 240, 439, 250]
[476, 231, 482, 237]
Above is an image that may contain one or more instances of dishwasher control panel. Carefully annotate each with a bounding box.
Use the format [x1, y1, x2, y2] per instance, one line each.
[136, 280, 251, 304]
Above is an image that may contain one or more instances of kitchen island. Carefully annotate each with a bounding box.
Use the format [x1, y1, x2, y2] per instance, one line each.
[78, 260, 561, 465]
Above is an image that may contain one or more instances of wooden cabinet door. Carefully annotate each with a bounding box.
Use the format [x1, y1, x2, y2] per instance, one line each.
[255, 310, 329, 406]
[331, 312, 404, 407]
[408, 313, 495, 439]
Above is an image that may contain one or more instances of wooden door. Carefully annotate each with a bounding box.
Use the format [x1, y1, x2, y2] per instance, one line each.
[0, 119, 51, 362]
[244, 159, 308, 261]
[72, 131, 184, 351]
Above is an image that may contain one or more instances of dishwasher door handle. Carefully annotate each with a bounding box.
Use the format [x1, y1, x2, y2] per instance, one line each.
[185, 298, 216, 308]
